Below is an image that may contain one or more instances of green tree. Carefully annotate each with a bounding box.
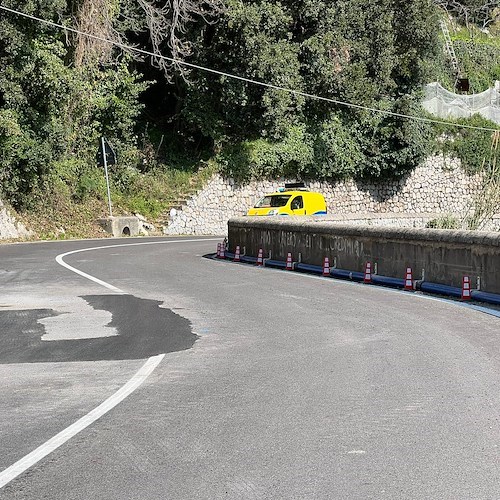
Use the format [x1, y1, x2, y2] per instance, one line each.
[0, 0, 149, 208]
[0, 1, 67, 207]
[183, 0, 438, 181]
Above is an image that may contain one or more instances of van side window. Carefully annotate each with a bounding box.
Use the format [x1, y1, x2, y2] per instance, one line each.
[291, 196, 303, 210]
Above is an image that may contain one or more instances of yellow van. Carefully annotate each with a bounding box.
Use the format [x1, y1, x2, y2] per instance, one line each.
[247, 184, 327, 216]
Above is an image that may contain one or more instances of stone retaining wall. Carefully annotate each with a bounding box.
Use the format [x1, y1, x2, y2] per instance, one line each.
[165, 155, 498, 235]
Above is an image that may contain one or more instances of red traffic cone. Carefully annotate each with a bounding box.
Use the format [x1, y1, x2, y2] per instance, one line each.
[462, 276, 471, 300]
[216, 242, 221, 258]
[286, 252, 293, 270]
[404, 267, 413, 290]
[218, 242, 226, 259]
[256, 248, 264, 266]
[234, 245, 241, 262]
[364, 262, 372, 283]
[323, 257, 330, 277]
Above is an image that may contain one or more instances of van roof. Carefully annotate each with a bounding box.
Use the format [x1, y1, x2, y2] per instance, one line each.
[271, 190, 325, 196]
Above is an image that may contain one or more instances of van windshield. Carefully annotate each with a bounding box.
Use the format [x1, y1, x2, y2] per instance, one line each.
[254, 195, 291, 208]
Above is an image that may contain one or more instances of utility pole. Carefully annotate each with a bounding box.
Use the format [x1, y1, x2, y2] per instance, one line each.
[97, 137, 117, 217]
[102, 137, 112, 217]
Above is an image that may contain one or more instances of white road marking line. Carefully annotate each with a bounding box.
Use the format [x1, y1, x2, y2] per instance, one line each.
[55, 238, 222, 293]
[0, 354, 164, 489]
[0, 237, 220, 489]
[56, 251, 124, 293]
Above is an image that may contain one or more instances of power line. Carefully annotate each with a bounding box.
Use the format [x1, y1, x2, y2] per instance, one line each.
[0, 4, 498, 133]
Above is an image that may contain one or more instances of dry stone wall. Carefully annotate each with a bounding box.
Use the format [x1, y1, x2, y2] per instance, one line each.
[2, 155, 494, 241]
[165, 155, 498, 235]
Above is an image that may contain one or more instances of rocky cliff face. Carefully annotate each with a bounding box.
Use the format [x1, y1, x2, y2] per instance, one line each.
[0, 200, 31, 240]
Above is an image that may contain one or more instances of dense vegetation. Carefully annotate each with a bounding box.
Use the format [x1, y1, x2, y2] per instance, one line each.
[0, 0, 498, 236]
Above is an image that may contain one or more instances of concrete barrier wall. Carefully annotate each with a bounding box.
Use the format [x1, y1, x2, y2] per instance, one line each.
[228, 217, 500, 294]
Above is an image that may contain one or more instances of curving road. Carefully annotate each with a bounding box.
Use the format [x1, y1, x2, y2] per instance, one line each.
[1, 236, 500, 499]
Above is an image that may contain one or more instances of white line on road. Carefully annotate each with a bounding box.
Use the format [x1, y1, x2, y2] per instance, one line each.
[0, 354, 164, 489]
[0, 237, 221, 489]
[56, 249, 125, 293]
[55, 238, 222, 293]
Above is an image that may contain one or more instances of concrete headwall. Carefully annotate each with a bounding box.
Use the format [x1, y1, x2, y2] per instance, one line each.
[97, 216, 140, 237]
[228, 217, 500, 294]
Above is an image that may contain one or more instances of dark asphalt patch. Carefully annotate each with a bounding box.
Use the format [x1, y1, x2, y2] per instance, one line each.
[0, 295, 197, 363]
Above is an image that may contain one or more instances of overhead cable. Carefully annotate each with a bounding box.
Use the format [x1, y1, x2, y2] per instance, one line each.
[0, 4, 498, 133]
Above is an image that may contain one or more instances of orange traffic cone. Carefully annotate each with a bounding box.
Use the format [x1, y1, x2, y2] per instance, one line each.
[234, 245, 241, 262]
[462, 276, 471, 300]
[256, 248, 264, 266]
[364, 262, 372, 283]
[286, 252, 293, 270]
[323, 257, 330, 277]
[216, 242, 221, 258]
[404, 267, 413, 290]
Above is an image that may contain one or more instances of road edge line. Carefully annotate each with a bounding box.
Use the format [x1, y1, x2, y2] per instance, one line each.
[0, 237, 220, 489]
[0, 354, 164, 489]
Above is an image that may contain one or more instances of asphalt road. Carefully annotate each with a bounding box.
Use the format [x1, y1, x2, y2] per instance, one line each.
[1, 236, 500, 499]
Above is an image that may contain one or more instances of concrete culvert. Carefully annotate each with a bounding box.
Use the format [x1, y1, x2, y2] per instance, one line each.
[97, 216, 140, 237]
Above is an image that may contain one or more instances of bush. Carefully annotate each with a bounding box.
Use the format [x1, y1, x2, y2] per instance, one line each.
[217, 99, 433, 184]
[0, 109, 52, 208]
[74, 168, 108, 202]
[433, 115, 499, 174]
[217, 125, 314, 182]
[426, 215, 460, 229]
[312, 116, 363, 180]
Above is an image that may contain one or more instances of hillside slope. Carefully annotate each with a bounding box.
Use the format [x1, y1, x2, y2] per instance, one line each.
[0, 1, 498, 240]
